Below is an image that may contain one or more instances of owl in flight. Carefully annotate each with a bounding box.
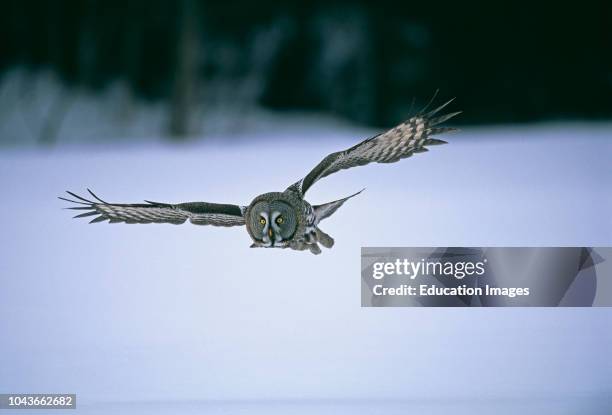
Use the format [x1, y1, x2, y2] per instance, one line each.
[61, 98, 459, 254]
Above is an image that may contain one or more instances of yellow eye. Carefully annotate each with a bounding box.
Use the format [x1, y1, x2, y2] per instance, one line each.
[276, 216, 283, 224]
[259, 218, 266, 225]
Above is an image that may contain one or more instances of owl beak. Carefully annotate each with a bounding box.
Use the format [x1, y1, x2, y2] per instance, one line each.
[268, 228, 273, 238]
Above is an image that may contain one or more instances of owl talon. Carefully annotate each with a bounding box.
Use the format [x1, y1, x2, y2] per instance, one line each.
[314, 227, 333, 248]
[308, 243, 322, 255]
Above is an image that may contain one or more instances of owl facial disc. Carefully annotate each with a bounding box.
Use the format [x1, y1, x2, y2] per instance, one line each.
[247, 198, 297, 247]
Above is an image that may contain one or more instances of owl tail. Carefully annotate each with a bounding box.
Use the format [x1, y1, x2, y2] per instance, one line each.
[313, 188, 364, 224]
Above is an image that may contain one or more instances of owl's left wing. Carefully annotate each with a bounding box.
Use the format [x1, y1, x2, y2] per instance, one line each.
[60, 189, 246, 226]
[288, 99, 460, 196]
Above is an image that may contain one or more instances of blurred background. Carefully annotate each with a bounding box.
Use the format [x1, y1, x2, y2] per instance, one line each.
[1, 0, 610, 145]
[0, 1, 611, 414]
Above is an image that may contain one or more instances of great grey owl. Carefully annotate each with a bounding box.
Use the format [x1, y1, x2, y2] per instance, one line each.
[60, 99, 459, 254]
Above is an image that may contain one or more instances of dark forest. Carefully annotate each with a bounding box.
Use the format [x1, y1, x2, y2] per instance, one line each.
[2, 0, 610, 140]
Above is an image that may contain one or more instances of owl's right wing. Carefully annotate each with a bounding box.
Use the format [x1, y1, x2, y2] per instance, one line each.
[60, 189, 246, 227]
[288, 98, 459, 197]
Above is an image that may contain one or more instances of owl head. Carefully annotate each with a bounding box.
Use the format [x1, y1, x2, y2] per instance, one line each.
[246, 194, 298, 248]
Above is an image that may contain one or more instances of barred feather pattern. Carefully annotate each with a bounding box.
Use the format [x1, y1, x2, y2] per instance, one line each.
[285, 201, 338, 254]
[290, 98, 460, 196]
[59, 190, 246, 227]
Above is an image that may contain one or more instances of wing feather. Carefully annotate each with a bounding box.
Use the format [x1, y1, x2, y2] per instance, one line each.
[313, 189, 364, 224]
[289, 98, 460, 196]
[60, 190, 246, 227]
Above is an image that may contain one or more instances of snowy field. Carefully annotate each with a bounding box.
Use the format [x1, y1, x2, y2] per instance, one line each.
[0, 119, 611, 414]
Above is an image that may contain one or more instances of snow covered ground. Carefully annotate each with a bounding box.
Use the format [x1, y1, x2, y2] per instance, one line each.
[0, 119, 611, 414]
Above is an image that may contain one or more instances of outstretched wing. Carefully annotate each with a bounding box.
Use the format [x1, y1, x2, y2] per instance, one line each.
[60, 189, 246, 227]
[289, 98, 460, 196]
